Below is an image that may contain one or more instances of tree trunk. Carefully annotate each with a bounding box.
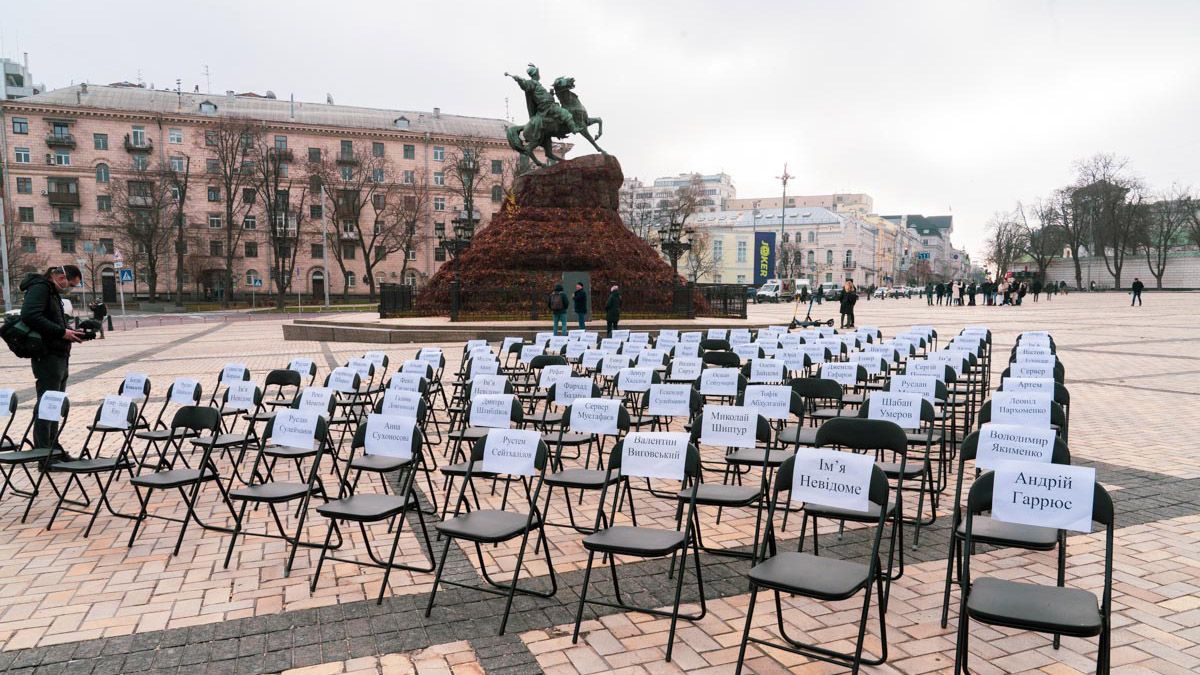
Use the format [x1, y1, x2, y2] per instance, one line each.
[1070, 250, 1083, 289]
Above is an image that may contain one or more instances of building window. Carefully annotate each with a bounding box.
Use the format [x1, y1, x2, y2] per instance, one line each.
[246, 269, 260, 285]
[97, 195, 112, 212]
[345, 271, 356, 287]
[16, 177, 31, 194]
[98, 238, 114, 253]
[206, 158, 220, 173]
[433, 146, 444, 161]
[826, 249, 833, 265]
[737, 274, 746, 284]
[433, 171, 445, 186]
[407, 248, 417, 261]
[276, 244, 291, 260]
[131, 125, 146, 147]
[170, 156, 185, 172]
[342, 243, 356, 259]
[433, 196, 445, 211]
[782, 233, 789, 244]
[169, 185, 182, 202]
[58, 236, 76, 254]
[205, 131, 218, 146]
[825, 272, 833, 282]
[491, 159, 502, 175]
[403, 170, 414, 184]
[403, 144, 415, 159]
[243, 215, 257, 230]
[308, 147, 321, 162]
[434, 221, 445, 237]
[93, 133, 108, 150]
[807, 231, 815, 243]
[11, 118, 28, 134]
[20, 237, 36, 253]
[340, 166, 353, 181]
[372, 193, 386, 210]
[922, 239, 929, 246]
[310, 204, 323, 219]
[168, 128, 183, 144]
[372, 142, 384, 157]
[491, 185, 503, 202]
[736, 240, 747, 263]
[132, 155, 148, 171]
[210, 240, 223, 257]
[844, 250, 853, 267]
[279, 162, 289, 177]
[54, 150, 71, 166]
[372, 168, 384, 183]
[311, 243, 324, 258]
[404, 271, 417, 286]
[375, 245, 387, 261]
[274, 135, 288, 150]
[200, 101, 217, 114]
[14, 147, 30, 163]
[18, 207, 33, 222]
[208, 214, 222, 228]
[241, 187, 255, 204]
[340, 140, 353, 157]
[58, 207, 76, 223]
[434, 246, 446, 261]
[207, 186, 221, 202]
[51, 122, 70, 139]
[713, 239, 723, 260]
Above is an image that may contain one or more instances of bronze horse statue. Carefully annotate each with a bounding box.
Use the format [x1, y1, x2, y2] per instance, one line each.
[505, 68, 605, 167]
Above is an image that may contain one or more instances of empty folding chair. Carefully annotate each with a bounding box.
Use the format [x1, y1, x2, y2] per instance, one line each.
[542, 396, 630, 534]
[133, 377, 203, 470]
[0, 389, 19, 451]
[0, 391, 74, 522]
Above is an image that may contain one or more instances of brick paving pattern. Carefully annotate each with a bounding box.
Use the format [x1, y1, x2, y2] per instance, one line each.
[0, 291, 1194, 673]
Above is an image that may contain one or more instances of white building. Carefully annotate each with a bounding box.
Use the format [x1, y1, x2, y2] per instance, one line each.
[1, 55, 44, 100]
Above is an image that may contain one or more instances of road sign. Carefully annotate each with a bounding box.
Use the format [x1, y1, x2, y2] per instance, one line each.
[119, 269, 134, 283]
[252, 278, 263, 288]
[113, 261, 124, 269]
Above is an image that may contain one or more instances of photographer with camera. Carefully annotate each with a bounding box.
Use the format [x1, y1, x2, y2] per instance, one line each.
[19, 264, 87, 452]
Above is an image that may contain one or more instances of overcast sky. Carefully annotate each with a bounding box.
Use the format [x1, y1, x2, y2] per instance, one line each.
[6, 0, 1199, 257]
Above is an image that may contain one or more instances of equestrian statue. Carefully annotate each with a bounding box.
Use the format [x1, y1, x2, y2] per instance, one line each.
[504, 64, 605, 167]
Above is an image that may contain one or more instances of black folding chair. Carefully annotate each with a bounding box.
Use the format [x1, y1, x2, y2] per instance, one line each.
[734, 458, 892, 675]
[955, 473, 1113, 674]
[571, 438, 705, 662]
[133, 378, 203, 470]
[0, 391, 75, 522]
[425, 433, 556, 635]
[0, 390, 20, 451]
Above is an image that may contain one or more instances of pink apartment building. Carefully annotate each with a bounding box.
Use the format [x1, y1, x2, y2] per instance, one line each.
[0, 83, 515, 303]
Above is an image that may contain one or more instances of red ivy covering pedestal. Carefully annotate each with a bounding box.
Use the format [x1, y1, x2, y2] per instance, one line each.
[416, 154, 694, 316]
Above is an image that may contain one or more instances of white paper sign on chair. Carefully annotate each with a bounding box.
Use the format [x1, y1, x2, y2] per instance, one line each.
[381, 389, 422, 419]
[402, 360, 432, 377]
[347, 358, 374, 379]
[470, 359, 501, 378]
[743, 385, 791, 421]
[272, 409, 320, 450]
[1009, 362, 1054, 379]
[700, 368, 739, 396]
[389, 373, 425, 392]
[867, 391, 923, 430]
[681, 331, 703, 345]
[38, 391, 67, 422]
[570, 398, 622, 435]
[617, 367, 655, 393]
[555, 377, 595, 406]
[226, 382, 259, 412]
[482, 428, 541, 476]
[820, 363, 858, 387]
[707, 328, 729, 340]
[470, 374, 509, 398]
[648, 384, 692, 417]
[601, 354, 632, 378]
[171, 378, 200, 405]
[790, 447, 875, 512]
[975, 423, 1056, 470]
[778, 348, 807, 373]
[621, 432, 689, 481]
[365, 413, 416, 459]
[749, 358, 785, 383]
[566, 342, 588, 360]
[611, 329, 631, 341]
[600, 338, 624, 354]
[991, 460, 1095, 532]
[1002, 377, 1056, 396]
[298, 387, 334, 416]
[701, 405, 757, 448]
[122, 373, 149, 400]
[364, 351, 387, 367]
[99, 395, 134, 429]
[848, 353, 884, 377]
[501, 337, 523, 355]
[581, 349, 605, 369]
[990, 392, 1052, 428]
[905, 360, 945, 381]
[0, 389, 14, 416]
[548, 336, 570, 352]
[733, 343, 760, 361]
[890, 375, 938, 403]
[674, 342, 700, 358]
[518, 345, 544, 365]
[329, 367, 360, 393]
[656, 336, 679, 352]
[1014, 352, 1056, 366]
[288, 358, 314, 376]
[539, 365, 573, 390]
[222, 363, 247, 383]
[418, 348, 443, 367]
[469, 394, 515, 429]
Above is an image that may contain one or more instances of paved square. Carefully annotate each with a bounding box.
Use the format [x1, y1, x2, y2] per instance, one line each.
[0, 291, 1196, 673]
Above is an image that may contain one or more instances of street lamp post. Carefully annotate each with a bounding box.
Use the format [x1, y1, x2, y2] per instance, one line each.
[658, 220, 693, 284]
[439, 155, 479, 320]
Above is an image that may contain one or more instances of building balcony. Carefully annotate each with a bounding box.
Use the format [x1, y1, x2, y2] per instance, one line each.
[45, 133, 76, 148]
[335, 153, 359, 165]
[124, 135, 154, 153]
[339, 231, 360, 241]
[47, 191, 81, 207]
[843, 262, 857, 270]
[129, 195, 154, 207]
[270, 147, 294, 162]
[50, 221, 80, 235]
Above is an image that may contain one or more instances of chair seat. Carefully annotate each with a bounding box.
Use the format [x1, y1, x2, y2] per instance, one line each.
[957, 516, 1059, 549]
[0, 438, 15, 451]
[244, 411, 278, 423]
[876, 460, 925, 478]
[583, 526, 686, 557]
[191, 433, 251, 448]
[131, 467, 218, 489]
[351, 454, 414, 473]
[439, 460, 494, 478]
[448, 427, 490, 442]
[135, 428, 199, 441]
[628, 415, 656, 428]
[811, 407, 848, 420]
[317, 493, 412, 522]
[545, 468, 615, 489]
[0, 447, 57, 464]
[726, 447, 793, 468]
[50, 457, 128, 473]
[264, 399, 297, 408]
[777, 425, 819, 446]
[905, 430, 943, 444]
[749, 551, 871, 600]
[842, 393, 866, 405]
[677, 483, 760, 507]
[88, 421, 147, 432]
[264, 443, 320, 459]
[805, 497, 896, 523]
[542, 431, 593, 446]
[230, 481, 311, 503]
[528, 411, 564, 426]
[967, 577, 1102, 637]
[436, 509, 537, 543]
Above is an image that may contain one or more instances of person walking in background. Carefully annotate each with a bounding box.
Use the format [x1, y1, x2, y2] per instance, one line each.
[20, 265, 87, 456]
[604, 284, 621, 337]
[548, 283, 569, 336]
[1131, 277, 1144, 306]
[968, 281, 977, 306]
[1017, 281, 1028, 305]
[1032, 278, 1043, 301]
[89, 299, 108, 339]
[925, 282, 934, 306]
[935, 282, 944, 306]
[839, 280, 858, 328]
[956, 280, 965, 306]
[572, 282, 588, 330]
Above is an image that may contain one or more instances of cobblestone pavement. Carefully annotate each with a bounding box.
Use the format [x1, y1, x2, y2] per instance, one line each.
[0, 291, 1195, 673]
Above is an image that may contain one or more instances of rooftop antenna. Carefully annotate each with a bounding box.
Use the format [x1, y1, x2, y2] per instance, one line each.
[137, 69, 144, 86]
[203, 64, 211, 94]
[504, 97, 510, 122]
[290, 93, 295, 120]
[176, 78, 182, 109]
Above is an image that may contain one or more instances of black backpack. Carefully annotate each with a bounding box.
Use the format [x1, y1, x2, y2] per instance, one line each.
[0, 314, 47, 359]
[549, 292, 566, 311]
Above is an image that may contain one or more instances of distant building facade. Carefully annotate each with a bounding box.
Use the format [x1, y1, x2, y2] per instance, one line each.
[726, 192, 873, 216]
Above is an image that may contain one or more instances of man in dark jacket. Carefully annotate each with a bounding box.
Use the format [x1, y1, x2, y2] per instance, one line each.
[572, 282, 588, 330]
[548, 283, 569, 335]
[604, 285, 621, 338]
[20, 265, 85, 450]
[1131, 278, 1144, 306]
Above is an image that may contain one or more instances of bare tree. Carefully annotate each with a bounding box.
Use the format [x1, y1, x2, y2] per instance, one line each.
[1022, 200, 1065, 283]
[78, 240, 114, 305]
[246, 138, 310, 309]
[204, 119, 259, 306]
[101, 159, 182, 300]
[1142, 186, 1192, 289]
[659, 174, 704, 233]
[1072, 153, 1145, 289]
[776, 241, 804, 280]
[984, 209, 1023, 279]
[619, 180, 657, 240]
[2, 224, 47, 293]
[309, 144, 388, 300]
[683, 229, 720, 283]
[381, 167, 434, 282]
[1046, 187, 1088, 289]
[161, 154, 192, 302]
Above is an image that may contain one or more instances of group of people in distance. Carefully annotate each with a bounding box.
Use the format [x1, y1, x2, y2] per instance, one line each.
[926, 278, 1066, 307]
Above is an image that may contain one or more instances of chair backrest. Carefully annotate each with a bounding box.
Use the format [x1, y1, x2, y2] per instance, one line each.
[789, 376, 844, 403]
[815, 417, 908, 455]
[703, 350, 741, 369]
[958, 429, 1071, 466]
[772, 454, 889, 507]
[688, 408, 772, 447]
[265, 368, 303, 389]
[351, 417, 425, 459]
[977, 399, 1067, 432]
[965, 470, 1114, 530]
[700, 338, 731, 352]
[170, 405, 222, 434]
[562, 401, 632, 437]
